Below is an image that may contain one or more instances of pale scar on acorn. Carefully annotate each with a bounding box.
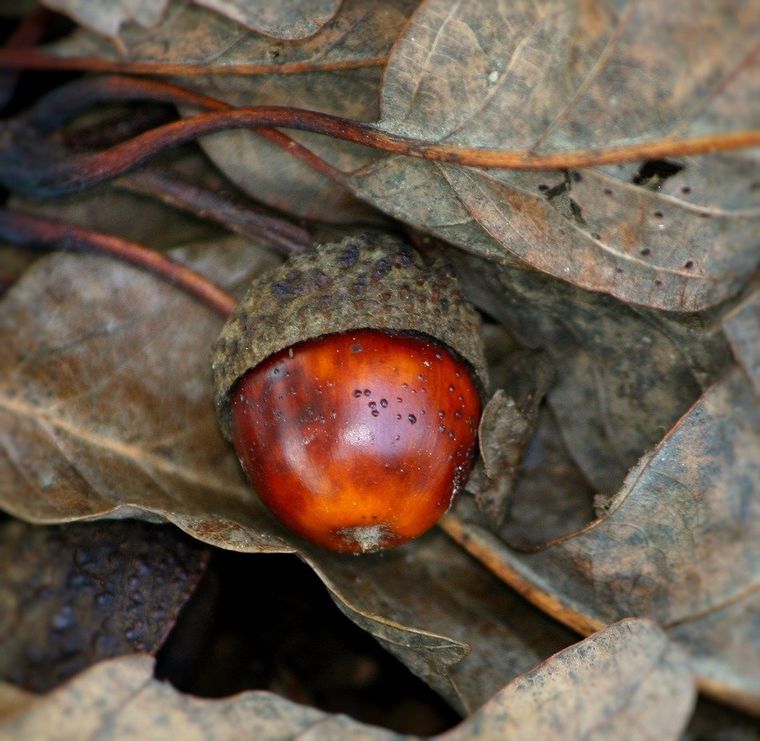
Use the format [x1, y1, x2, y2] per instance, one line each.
[212, 233, 488, 553]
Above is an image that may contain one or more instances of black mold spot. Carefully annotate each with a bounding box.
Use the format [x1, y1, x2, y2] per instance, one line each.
[631, 159, 684, 190]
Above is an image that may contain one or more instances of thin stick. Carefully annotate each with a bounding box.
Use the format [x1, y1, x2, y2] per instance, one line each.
[0, 208, 237, 317]
[7, 104, 757, 197]
[19, 75, 347, 187]
[118, 168, 312, 256]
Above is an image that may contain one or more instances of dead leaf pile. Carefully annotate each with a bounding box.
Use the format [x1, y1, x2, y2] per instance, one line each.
[0, 0, 758, 736]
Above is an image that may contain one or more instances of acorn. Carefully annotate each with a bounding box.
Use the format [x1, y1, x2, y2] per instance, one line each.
[212, 232, 488, 553]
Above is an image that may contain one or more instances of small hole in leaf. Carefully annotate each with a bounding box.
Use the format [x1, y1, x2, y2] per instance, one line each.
[641, 248, 652, 256]
[681, 186, 691, 195]
[684, 260, 694, 269]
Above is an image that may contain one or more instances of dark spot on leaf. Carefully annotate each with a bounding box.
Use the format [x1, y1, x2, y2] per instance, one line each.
[631, 159, 684, 189]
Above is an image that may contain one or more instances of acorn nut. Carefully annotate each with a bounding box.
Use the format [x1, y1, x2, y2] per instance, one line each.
[212, 233, 488, 553]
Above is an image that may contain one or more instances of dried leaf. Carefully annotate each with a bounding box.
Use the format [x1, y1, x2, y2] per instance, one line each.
[491, 406, 596, 550]
[463, 335, 555, 526]
[0, 519, 208, 692]
[454, 252, 732, 494]
[349, 0, 759, 310]
[42, 0, 341, 39]
[191, 0, 341, 39]
[42, 0, 168, 37]
[723, 287, 760, 394]
[0, 683, 33, 720]
[444, 368, 760, 711]
[445, 620, 695, 741]
[305, 530, 575, 714]
[0, 620, 696, 740]
[0, 654, 400, 739]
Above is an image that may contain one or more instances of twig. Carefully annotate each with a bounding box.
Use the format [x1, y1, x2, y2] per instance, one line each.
[3, 99, 757, 198]
[14, 75, 347, 188]
[117, 167, 313, 256]
[0, 208, 237, 317]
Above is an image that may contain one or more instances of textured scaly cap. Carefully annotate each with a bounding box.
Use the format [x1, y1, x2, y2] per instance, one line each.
[212, 231, 488, 439]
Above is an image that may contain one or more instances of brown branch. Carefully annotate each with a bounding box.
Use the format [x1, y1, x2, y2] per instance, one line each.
[0, 48, 389, 77]
[0, 208, 237, 317]
[117, 167, 313, 256]
[5, 100, 757, 197]
[438, 514, 606, 636]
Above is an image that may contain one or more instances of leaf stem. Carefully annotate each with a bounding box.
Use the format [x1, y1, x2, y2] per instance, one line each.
[13, 75, 347, 191]
[0, 208, 237, 317]
[4, 100, 757, 197]
[117, 167, 313, 256]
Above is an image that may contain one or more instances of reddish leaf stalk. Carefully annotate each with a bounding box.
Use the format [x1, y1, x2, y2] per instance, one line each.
[16, 75, 347, 190]
[0, 48, 389, 77]
[118, 168, 313, 256]
[5, 103, 758, 197]
[0, 208, 237, 317]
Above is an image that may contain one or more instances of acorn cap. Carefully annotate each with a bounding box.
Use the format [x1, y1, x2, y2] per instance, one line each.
[212, 232, 489, 439]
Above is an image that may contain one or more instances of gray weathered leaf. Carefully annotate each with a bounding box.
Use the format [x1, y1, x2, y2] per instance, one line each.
[349, 0, 760, 310]
[42, 0, 341, 39]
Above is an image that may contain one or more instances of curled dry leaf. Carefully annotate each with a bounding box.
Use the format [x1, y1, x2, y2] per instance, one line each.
[0, 519, 208, 692]
[486, 405, 597, 550]
[0, 620, 695, 741]
[350, 0, 759, 311]
[42, 0, 341, 39]
[443, 368, 760, 712]
[0, 241, 578, 712]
